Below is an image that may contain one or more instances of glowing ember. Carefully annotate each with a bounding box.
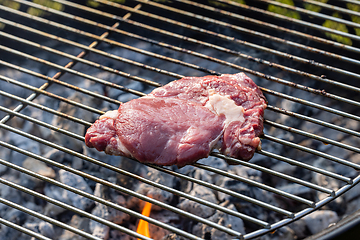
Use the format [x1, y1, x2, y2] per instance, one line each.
[137, 201, 152, 239]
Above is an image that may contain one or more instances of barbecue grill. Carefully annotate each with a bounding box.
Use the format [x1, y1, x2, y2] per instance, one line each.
[0, 0, 360, 239]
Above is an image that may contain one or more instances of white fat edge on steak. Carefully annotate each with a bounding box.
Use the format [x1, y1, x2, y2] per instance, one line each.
[99, 110, 118, 120]
[204, 90, 245, 151]
[99, 110, 133, 157]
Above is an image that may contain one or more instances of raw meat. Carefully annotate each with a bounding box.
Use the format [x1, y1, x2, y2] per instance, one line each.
[85, 73, 267, 167]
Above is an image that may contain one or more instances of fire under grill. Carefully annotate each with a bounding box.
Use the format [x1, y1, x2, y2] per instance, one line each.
[0, 0, 360, 239]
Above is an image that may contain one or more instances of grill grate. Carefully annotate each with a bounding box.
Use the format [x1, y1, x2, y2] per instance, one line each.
[0, 0, 360, 239]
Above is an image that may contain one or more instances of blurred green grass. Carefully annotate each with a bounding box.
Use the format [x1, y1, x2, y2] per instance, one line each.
[268, 0, 301, 20]
[266, 0, 358, 45]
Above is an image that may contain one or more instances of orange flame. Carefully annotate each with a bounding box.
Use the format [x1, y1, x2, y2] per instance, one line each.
[136, 201, 152, 239]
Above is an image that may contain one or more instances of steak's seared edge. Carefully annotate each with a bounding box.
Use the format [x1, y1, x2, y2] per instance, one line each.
[85, 73, 267, 167]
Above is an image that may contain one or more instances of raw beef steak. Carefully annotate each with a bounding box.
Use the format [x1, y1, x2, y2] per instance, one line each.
[85, 73, 267, 167]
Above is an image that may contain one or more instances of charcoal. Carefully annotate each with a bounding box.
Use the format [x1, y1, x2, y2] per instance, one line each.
[278, 183, 315, 199]
[109, 229, 137, 240]
[0, 225, 21, 240]
[161, 233, 188, 240]
[23, 222, 40, 234]
[22, 157, 55, 179]
[8, 132, 40, 166]
[270, 162, 297, 177]
[43, 148, 65, 163]
[58, 169, 94, 211]
[58, 215, 90, 240]
[287, 218, 308, 239]
[92, 224, 110, 240]
[43, 184, 70, 217]
[178, 184, 217, 219]
[344, 182, 360, 203]
[302, 210, 339, 235]
[51, 92, 93, 158]
[192, 203, 245, 240]
[43, 170, 94, 216]
[0, 164, 8, 177]
[90, 183, 129, 226]
[90, 183, 130, 240]
[345, 197, 360, 215]
[257, 226, 295, 240]
[24, 220, 55, 239]
[38, 221, 55, 238]
[128, 166, 175, 211]
[148, 209, 181, 240]
[71, 157, 83, 170]
[0, 146, 10, 175]
[0, 172, 22, 206]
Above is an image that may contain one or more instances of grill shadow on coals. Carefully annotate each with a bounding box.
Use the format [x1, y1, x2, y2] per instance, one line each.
[0, 0, 360, 240]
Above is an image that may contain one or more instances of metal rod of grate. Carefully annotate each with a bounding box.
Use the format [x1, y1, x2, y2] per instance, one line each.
[0, 0, 359, 240]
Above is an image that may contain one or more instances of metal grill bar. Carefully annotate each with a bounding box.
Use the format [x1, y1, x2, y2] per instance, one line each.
[190, 163, 331, 201]
[0, 0, 358, 180]
[90, 0, 360, 79]
[246, 174, 360, 239]
[0, 157, 153, 240]
[0, 120, 261, 233]
[0, 79, 348, 236]
[0, 103, 309, 218]
[263, 134, 359, 172]
[258, 0, 360, 29]
[267, 105, 360, 138]
[0, 193, 101, 240]
[0, 74, 106, 114]
[10, 0, 360, 95]
[0, 3, 215, 78]
[2, 2, 360, 119]
[0, 45, 144, 97]
[1, 60, 356, 190]
[342, 0, 360, 5]
[0, 3, 127, 125]
[0, 88, 333, 201]
[217, 0, 360, 41]
[0, 89, 92, 126]
[138, 0, 360, 67]
[265, 119, 360, 155]
[0, 138, 240, 238]
[0, 0, 359, 239]
[3, 72, 356, 179]
[6, 0, 359, 117]
[210, 153, 331, 197]
[0, 90, 332, 207]
[180, 0, 360, 58]
[0, 3, 352, 160]
[300, 0, 360, 17]
[0, 214, 52, 240]
[173, 0, 360, 52]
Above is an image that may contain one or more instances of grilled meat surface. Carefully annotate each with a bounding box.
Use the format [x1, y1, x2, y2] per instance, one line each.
[85, 73, 267, 167]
